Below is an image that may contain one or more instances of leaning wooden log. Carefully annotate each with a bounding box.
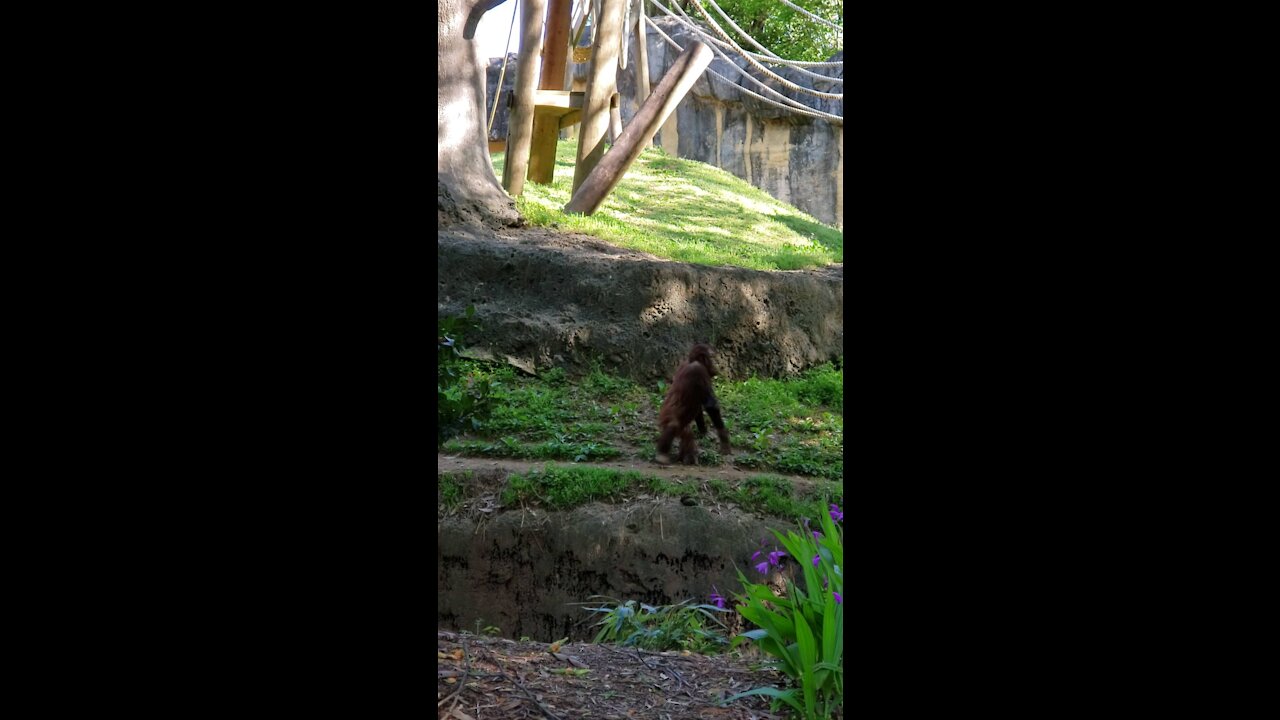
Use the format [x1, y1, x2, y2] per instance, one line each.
[571, 0, 626, 194]
[563, 41, 714, 216]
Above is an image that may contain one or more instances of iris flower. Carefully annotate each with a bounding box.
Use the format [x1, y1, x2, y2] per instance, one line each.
[829, 504, 843, 523]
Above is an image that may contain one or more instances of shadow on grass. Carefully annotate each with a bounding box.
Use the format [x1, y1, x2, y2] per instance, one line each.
[775, 214, 843, 255]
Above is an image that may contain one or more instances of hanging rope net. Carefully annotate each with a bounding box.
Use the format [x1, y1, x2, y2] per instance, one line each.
[646, 0, 843, 123]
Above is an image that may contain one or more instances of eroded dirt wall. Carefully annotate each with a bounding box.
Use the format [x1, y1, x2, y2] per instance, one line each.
[438, 227, 843, 381]
[437, 498, 783, 641]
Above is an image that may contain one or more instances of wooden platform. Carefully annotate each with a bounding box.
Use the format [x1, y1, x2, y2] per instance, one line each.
[490, 91, 587, 153]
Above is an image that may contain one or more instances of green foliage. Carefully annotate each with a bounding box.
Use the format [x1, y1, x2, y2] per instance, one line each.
[581, 596, 732, 654]
[439, 306, 501, 444]
[713, 364, 844, 479]
[494, 143, 841, 271]
[440, 475, 464, 509]
[789, 363, 844, 412]
[501, 464, 640, 508]
[707, 0, 842, 63]
[443, 437, 623, 463]
[444, 351, 843, 485]
[705, 474, 841, 521]
[726, 503, 844, 718]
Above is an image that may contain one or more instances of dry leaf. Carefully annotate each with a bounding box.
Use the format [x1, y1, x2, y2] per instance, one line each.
[444, 677, 457, 684]
[451, 649, 464, 661]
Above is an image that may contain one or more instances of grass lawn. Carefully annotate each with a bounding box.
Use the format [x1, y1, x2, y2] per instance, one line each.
[441, 359, 843, 484]
[491, 141, 842, 271]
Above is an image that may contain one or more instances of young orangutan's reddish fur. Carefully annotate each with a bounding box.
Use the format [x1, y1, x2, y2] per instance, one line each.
[655, 343, 731, 465]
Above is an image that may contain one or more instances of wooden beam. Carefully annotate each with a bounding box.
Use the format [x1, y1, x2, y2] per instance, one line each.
[531, 90, 584, 109]
[609, 92, 622, 143]
[572, 0, 626, 194]
[633, 0, 651, 136]
[503, 0, 548, 197]
[529, 0, 574, 184]
[564, 41, 713, 215]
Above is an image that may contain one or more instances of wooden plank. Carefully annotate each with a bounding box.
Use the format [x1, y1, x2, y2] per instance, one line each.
[530, 0, 574, 184]
[531, 90, 585, 109]
[558, 110, 583, 128]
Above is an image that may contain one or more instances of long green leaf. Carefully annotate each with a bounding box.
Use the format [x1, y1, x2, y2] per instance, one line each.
[722, 686, 804, 714]
[822, 588, 837, 663]
[794, 610, 818, 713]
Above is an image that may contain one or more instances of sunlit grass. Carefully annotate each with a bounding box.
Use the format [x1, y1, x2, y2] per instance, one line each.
[492, 141, 842, 271]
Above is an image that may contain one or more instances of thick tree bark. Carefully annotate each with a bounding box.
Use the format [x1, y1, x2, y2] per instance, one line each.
[438, 0, 522, 228]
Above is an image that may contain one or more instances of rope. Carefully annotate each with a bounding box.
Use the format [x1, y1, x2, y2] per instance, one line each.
[650, 6, 840, 116]
[698, 0, 779, 59]
[487, 0, 520, 137]
[645, 2, 843, 110]
[644, 11, 842, 120]
[777, 0, 844, 33]
[651, 1, 844, 68]
[643, 14, 843, 123]
[690, 0, 843, 100]
[663, 0, 841, 85]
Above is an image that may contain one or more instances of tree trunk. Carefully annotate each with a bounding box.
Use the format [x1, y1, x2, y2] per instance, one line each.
[438, 0, 522, 229]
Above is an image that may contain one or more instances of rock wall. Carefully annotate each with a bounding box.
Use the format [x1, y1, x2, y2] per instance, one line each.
[485, 17, 843, 228]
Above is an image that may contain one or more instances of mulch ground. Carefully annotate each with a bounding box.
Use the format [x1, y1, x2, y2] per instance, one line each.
[437, 630, 791, 719]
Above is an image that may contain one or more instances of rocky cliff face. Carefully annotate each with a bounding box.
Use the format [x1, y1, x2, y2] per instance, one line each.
[485, 17, 843, 228]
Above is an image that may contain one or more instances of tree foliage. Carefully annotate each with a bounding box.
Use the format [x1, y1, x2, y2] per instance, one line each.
[680, 0, 842, 63]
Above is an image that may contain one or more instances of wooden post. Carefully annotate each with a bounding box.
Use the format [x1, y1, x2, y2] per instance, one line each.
[564, 41, 713, 215]
[528, 0, 573, 184]
[503, 0, 548, 196]
[609, 93, 622, 143]
[634, 0, 650, 108]
[572, 0, 625, 193]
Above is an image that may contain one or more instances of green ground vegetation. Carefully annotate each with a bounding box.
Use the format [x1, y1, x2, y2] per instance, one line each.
[441, 462, 843, 522]
[491, 141, 841, 271]
[440, 359, 843, 482]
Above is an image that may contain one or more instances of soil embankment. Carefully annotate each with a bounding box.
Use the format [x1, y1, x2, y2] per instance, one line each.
[438, 226, 843, 381]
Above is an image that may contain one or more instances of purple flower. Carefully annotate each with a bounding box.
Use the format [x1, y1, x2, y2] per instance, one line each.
[812, 531, 823, 540]
[829, 504, 843, 523]
[709, 586, 725, 609]
[755, 561, 769, 574]
[751, 550, 762, 562]
[812, 554, 821, 567]
[768, 550, 786, 567]
[833, 591, 842, 605]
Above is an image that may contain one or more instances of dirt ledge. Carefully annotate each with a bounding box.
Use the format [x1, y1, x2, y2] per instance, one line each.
[438, 226, 843, 381]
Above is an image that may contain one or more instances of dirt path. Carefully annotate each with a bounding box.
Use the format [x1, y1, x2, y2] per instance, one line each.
[437, 630, 789, 719]
[438, 453, 831, 493]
